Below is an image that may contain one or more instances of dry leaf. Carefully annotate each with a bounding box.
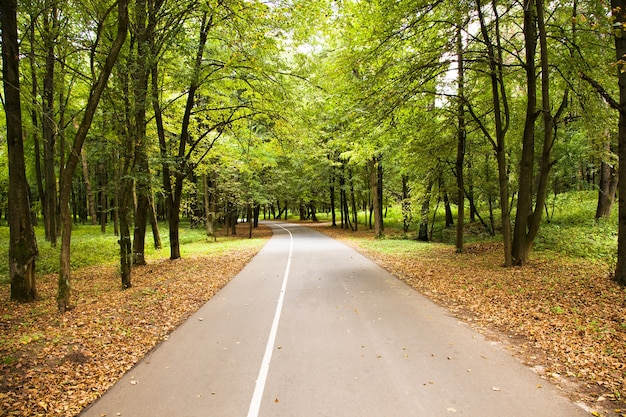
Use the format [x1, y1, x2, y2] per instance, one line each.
[0, 224, 271, 417]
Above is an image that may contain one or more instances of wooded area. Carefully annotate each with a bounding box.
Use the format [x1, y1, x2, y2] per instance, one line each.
[0, 0, 624, 308]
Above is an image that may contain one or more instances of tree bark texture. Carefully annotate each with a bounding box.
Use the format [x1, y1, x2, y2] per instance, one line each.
[612, 0, 626, 285]
[2, 0, 40, 302]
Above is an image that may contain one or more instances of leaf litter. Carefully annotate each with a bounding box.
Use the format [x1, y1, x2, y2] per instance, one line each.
[0, 224, 271, 417]
[3, 222, 626, 416]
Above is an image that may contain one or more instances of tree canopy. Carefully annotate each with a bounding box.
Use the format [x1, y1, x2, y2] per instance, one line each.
[0, 0, 623, 305]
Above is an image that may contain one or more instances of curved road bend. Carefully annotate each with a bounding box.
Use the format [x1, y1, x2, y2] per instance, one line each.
[81, 222, 589, 417]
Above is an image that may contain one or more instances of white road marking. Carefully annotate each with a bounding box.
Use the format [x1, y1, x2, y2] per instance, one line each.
[246, 223, 293, 417]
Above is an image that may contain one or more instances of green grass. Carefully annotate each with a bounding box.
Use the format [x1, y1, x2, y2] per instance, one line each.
[315, 190, 617, 267]
[1, 190, 617, 284]
[0, 221, 266, 285]
[534, 191, 617, 266]
[355, 237, 439, 255]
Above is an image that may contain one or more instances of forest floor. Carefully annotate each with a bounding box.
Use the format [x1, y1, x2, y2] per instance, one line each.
[1, 221, 626, 416]
[0, 224, 272, 417]
[313, 223, 626, 417]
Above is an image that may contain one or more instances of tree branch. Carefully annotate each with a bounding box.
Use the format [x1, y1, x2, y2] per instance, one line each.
[581, 72, 620, 111]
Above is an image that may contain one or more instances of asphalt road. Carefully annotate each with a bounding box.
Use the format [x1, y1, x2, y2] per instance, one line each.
[81, 222, 589, 417]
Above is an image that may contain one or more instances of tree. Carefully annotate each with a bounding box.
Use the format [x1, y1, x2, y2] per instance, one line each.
[455, 13, 467, 253]
[612, 0, 626, 285]
[40, 0, 60, 245]
[57, 0, 129, 311]
[2, 0, 39, 302]
[463, 0, 513, 266]
[511, 0, 569, 265]
[160, 9, 212, 260]
[130, 0, 151, 267]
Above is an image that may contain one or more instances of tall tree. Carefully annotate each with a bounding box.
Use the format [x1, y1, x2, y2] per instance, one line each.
[512, 0, 569, 264]
[2, 0, 40, 302]
[161, 10, 211, 260]
[468, 0, 513, 266]
[42, 1, 60, 245]
[131, 0, 151, 266]
[455, 14, 466, 253]
[57, 0, 129, 311]
[612, 0, 626, 285]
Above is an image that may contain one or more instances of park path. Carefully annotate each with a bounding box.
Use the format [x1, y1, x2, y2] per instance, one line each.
[81, 222, 589, 417]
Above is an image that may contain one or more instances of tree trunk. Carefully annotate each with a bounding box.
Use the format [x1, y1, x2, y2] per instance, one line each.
[254, 205, 260, 227]
[339, 170, 346, 229]
[133, 182, 149, 265]
[2, 0, 39, 302]
[377, 159, 384, 229]
[455, 19, 466, 252]
[596, 140, 618, 219]
[113, 151, 120, 237]
[299, 203, 306, 221]
[370, 157, 383, 236]
[401, 175, 411, 233]
[42, 4, 59, 245]
[418, 177, 433, 242]
[309, 205, 318, 222]
[28, 19, 46, 241]
[100, 163, 108, 233]
[349, 169, 358, 231]
[131, 0, 151, 266]
[612, 0, 626, 285]
[57, 0, 129, 311]
[329, 162, 337, 227]
[203, 173, 216, 238]
[513, 0, 562, 264]
[169, 199, 182, 258]
[512, 0, 538, 264]
[526, 12, 563, 245]
[340, 165, 352, 230]
[148, 190, 162, 248]
[162, 12, 211, 259]
[231, 208, 238, 235]
[444, 191, 454, 228]
[80, 148, 98, 225]
[475, 0, 512, 266]
[247, 204, 253, 238]
[118, 177, 133, 289]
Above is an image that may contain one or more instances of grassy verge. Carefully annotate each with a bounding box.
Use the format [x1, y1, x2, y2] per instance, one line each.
[0, 221, 258, 284]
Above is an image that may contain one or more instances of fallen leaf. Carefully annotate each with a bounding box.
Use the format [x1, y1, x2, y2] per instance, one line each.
[0, 224, 271, 417]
